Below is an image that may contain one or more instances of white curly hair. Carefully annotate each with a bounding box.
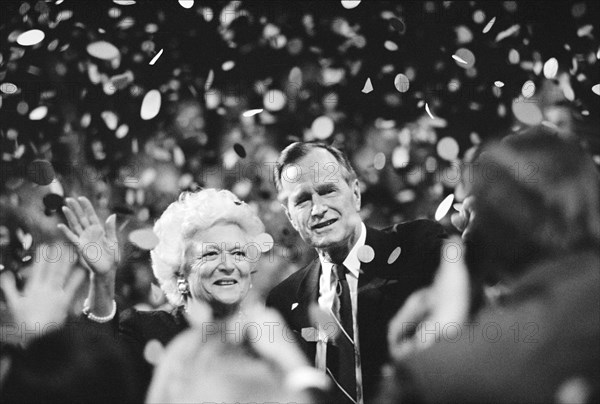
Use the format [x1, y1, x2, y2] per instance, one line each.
[150, 189, 265, 307]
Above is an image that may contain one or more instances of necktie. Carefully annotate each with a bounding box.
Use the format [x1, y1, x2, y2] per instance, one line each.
[328, 264, 357, 403]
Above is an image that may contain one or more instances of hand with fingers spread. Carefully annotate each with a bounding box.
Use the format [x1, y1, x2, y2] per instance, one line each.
[0, 245, 86, 346]
[58, 196, 119, 277]
[387, 236, 471, 362]
[57, 196, 118, 318]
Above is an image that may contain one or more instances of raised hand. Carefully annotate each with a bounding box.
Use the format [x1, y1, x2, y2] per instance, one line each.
[58, 196, 119, 277]
[0, 244, 86, 346]
[451, 195, 475, 239]
[388, 236, 470, 361]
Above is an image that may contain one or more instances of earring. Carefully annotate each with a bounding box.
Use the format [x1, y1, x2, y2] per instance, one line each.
[177, 275, 190, 297]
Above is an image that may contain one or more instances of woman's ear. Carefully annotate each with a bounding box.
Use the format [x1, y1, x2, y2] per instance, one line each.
[351, 179, 361, 211]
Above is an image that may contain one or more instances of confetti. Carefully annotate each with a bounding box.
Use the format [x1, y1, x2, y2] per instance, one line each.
[116, 124, 129, 139]
[362, 77, 373, 93]
[577, 24, 593, 37]
[222, 60, 235, 71]
[482, 17, 496, 33]
[255, 233, 275, 252]
[341, 1, 361, 9]
[373, 153, 386, 170]
[140, 89, 161, 120]
[521, 80, 535, 98]
[394, 74, 410, 93]
[149, 48, 163, 65]
[29, 106, 48, 120]
[129, 228, 160, 250]
[311, 116, 335, 140]
[543, 57, 558, 79]
[242, 108, 263, 117]
[178, 0, 194, 9]
[357, 245, 375, 263]
[101, 111, 118, 130]
[452, 54, 468, 64]
[495, 24, 520, 42]
[17, 29, 45, 46]
[392, 146, 410, 168]
[0, 83, 17, 94]
[592, 84, 600, 96]
[263, 89, 286, 111]
[437, 137, 460, 161]
[143, 339, 164, 365]
[494, 81, 505, 88]
[204, 69, 214, 91]
[113, 0, 136, 4]
[233, 143, 247, 158]
[453, 48, 476, 68]
[387, 247, 402, 264]
[390, 17, 406, 34]
[425, 103, 436, 119]
[384, 40, 398, 51]
[435, 194, 455, 221]
[87, 41, 120, 61]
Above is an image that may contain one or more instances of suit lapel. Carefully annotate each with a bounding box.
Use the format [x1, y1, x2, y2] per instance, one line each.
[291, 259, 321, 331]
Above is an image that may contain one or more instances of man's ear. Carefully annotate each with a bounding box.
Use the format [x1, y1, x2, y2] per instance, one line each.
[351, 179, 361, 211]
[282, 204, 299, 231]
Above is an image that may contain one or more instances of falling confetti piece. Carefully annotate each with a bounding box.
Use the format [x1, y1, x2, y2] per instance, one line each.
[389, 17, 406, 34]
[341, 0, 361, 9]
[387, 247, 402, 264]
[452, 54, 468, 64]
[255, 233, 274, 252]
[27, 159, 55, 185]
[495, 24, 520, 42]
[233, 143, 247, 158]
[116, 124, 129, 139]
[101, 111, 118, 130]
[29, 106, 48, 120]
[453, 48, 476, 68]
[592, 84, 600, 95]
[482, 17, 496, 33]
[263, 89, 286, 111]
[17, 29, 45, 46]
[204, 69, 214, 91]
[577, 24, 593, 37]
[311, 116, 335, 140]
[392, 146, 410, 168]
[362, 77, 373, 93]
[113, 0, 136, 4]
[512, 100, 543, 125]
[357, 245, 375, 263]
[140, 89, 161, 120]
[143, 339, 164, 365]
[222, 60, 235, 71]
[521, 80, 536, 98]
[129, 228, 159, 250]
[494, 81, 505, 87]
[178, 0, 194, 9]
[87, 41, 120, 60]
[373, 152, 386, 170]
[543, 57, 559, 79]
[16, 229, 33, 250]
[0, 83, 18, 94]
[384, 40, 398, 51]
[394, 74, 410, 92]
[242, 108, 263, 117]
[425, 103, 436, 119]
[149, 48, 163, 65]
[437, 137, 460, 161]
[435, 194, 455, 221]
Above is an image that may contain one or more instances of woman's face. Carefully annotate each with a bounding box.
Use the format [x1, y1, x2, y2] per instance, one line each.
[186, 223, 254, 310]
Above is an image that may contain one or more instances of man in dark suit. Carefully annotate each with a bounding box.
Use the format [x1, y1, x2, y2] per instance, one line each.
[266, 142, 446, 403]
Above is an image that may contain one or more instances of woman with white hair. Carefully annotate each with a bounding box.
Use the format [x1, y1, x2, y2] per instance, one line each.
[58, 188, 269, 394]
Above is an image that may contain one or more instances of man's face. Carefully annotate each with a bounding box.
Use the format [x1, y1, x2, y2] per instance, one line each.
[279, 149, 362, 253]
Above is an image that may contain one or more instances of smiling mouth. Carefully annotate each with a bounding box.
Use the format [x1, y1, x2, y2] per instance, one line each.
[214, 279, 238, 286]
[311, 219, 337, 230]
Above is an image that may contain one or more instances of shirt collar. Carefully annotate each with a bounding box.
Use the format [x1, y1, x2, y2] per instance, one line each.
[318, 222, 366, 278]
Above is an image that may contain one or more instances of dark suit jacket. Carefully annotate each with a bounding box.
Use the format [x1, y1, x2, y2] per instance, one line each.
[81, 306, 189, 399]
[266, 219, 446, 401]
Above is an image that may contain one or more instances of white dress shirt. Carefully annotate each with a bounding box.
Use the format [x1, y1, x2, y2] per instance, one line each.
[317, 222, 366, 404]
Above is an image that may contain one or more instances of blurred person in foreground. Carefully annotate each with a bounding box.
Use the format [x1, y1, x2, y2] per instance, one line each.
[0, 247, 139, 403]
[58, 188, 289, 395]
[146, 303, 329, 403]
[384, 127, 600, 403]
[267, 142, 446, 403]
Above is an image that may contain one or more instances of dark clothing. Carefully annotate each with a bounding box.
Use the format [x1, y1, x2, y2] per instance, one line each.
[267, 220, 446, 402]
[390, 251, 600, 404]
